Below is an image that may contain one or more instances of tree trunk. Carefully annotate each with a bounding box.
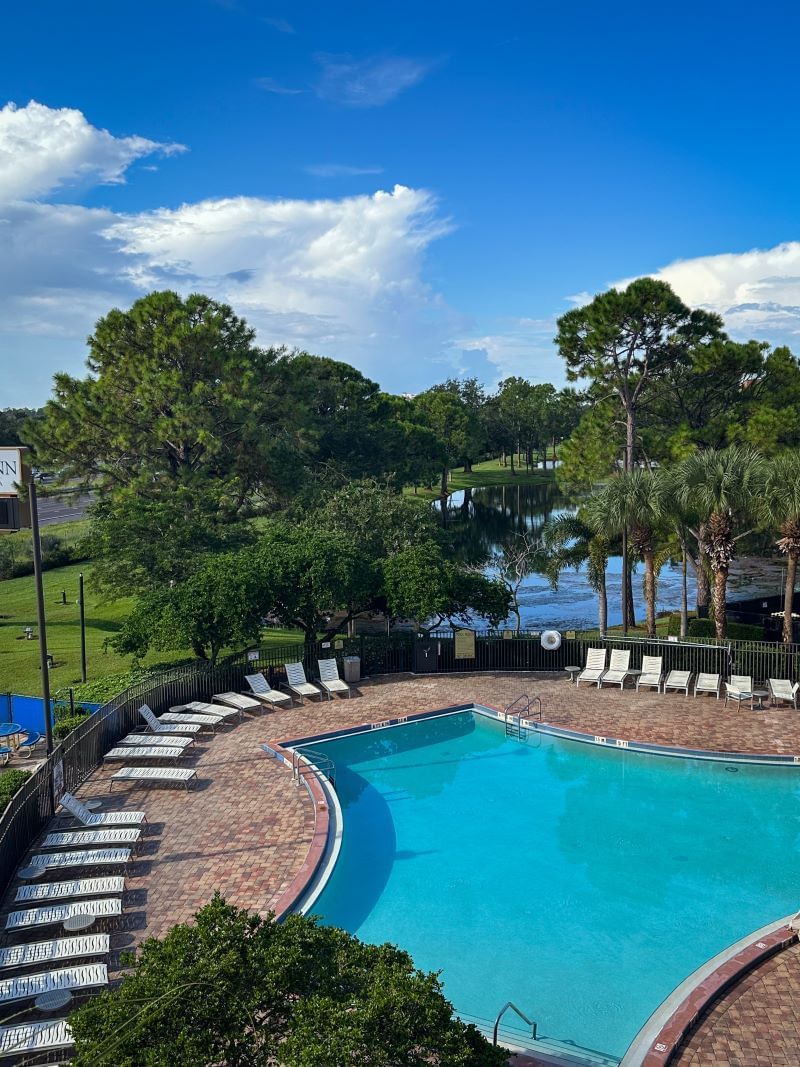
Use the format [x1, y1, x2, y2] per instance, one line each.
[509, 451, 515, 475]
[598, 574, 608, 636]
[783, 550, 798, 643]
[643, 549, 656, 637]
[625, 408, 635, 472]
[712, 566, 728, 640]
[695, 526, 710, 614]
[439, 467, 449, 526]
[463, 459, 473, 473]
[680, 550, 688, 638]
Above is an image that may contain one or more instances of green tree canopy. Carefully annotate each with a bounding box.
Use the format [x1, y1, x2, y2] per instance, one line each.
[383, 542, 510, 632]
[556, 278, 722, 470]
[68, 894, 507, 1067]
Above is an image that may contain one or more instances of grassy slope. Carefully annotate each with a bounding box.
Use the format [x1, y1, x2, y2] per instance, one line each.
[0, 561, 301, 697]
[405, 458, 553, 501]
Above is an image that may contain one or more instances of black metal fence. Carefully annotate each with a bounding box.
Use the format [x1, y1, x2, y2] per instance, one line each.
[3, 630, 800, 902]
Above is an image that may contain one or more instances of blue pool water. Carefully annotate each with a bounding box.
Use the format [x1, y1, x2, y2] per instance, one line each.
[302, 712, 800, 1060]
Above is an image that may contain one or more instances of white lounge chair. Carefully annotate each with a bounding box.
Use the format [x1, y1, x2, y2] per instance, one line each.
[317, 659, 352, 699]
[245, 673, 293, 709]
[111, 766, 197, 790]
[170, 701, 241, 723]
[0, 1019, 73, 1060]
[576, 648, 607, 687]
[724, 675, 755, 709]
[15, 877, 125, 904]
[59, 793, 147, 828]
[694, 673, 722, 699]
[663, 670, 692, 696]
[25, 849, 131, 875]
[139, 704, 201, 736]
[636, 656, 663, 692]
[38, 828, 141, 852]
[284, 662, 323, 702]
[104, 745, 186, 763]
[157, 712, 221, 733]
[0, 934, 109, 971]
[0, 962, 108, 1005]
[769, 678, 800, 708]
[119, 733, 193, 750]
[598, 649, 632, 689]
[5, 899, 122, 932]
[213, 691, 263, 714]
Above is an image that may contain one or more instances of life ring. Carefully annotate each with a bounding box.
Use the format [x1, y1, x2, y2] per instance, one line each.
[541, 629, 562, 650]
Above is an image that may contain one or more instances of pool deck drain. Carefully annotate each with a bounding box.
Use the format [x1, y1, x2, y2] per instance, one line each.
[4, 670, 800, 1064]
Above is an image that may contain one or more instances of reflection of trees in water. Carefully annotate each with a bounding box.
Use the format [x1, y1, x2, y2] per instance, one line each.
[446, 483, 573, 565]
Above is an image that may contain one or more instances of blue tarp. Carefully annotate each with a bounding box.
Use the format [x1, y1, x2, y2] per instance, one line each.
[3, 694, 101, 733]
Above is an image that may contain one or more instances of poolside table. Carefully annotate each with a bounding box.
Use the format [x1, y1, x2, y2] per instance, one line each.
[35, 989, 72, 1013]
[751, 688, 769, 710]
[0, 724, 24, 750]
[564, 666, 580, 683]
[63, 914, 96, 934]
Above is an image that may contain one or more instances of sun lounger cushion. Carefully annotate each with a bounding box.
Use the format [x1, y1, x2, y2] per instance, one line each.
[27, 849, 131, 872]
[0, 1019, 73, 1059]
[5, 898, 122, 931]
[0, 962, 108, 1004]
[0, 935, 110, 970]
[15, 877, 125, 903]
[111, 766, 196, 788]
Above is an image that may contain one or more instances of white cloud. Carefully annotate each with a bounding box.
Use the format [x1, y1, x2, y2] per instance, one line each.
[454, 317, 563, 385]
[315, 54, 432, 108]
[620, 241, 800, 348]
[304, 163, 384, 178]
[254, 77, 304, 95]
[261, 15, 294, 33]
[0, 136, 465, 397]
[0, 100, 185, 201]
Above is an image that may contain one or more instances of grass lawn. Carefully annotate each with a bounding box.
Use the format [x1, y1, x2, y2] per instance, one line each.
[406, 458, 554, 501]
[0, 561, 302, 698]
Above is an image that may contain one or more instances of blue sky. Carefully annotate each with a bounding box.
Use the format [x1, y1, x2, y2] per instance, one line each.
[1, 0, 799, 404]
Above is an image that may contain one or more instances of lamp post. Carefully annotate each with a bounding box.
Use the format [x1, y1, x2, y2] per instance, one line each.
[78, 572, 87, 684]
[28, 478, 54, 755]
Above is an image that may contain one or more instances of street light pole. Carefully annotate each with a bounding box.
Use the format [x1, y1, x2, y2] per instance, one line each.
[29, 478, 54, 755]
[78, 572, 87, 684]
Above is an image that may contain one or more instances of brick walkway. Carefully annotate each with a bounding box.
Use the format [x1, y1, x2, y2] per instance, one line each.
[3, 672, 800, 1061]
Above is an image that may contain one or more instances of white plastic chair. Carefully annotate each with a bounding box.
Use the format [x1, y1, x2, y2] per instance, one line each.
[59, 793, 146, 828]
[576, 648, 607, 687]
[244, 673, 293, 708]
[769, 679, 799, 708]
[598, 649, 632, 689]
[317, 659, 351, 699]
[636, 656, 663, 692]
[663, 670, 692, 696]
[284, 663, 323, 702]
[694, 673, 722, 699]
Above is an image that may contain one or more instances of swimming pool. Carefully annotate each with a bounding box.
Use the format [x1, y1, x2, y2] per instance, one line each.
[296, 710, 800, 1061]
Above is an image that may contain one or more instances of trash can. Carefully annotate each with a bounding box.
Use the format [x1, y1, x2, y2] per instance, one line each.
[343, 656, 361, 683]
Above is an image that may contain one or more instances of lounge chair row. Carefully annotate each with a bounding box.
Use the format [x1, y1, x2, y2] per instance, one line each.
[0, 796, 144, 1059]
[246, 659, 353, 705]
[574, 650, 799, 707]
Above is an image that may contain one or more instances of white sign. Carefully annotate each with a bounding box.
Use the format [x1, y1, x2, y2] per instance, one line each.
[0, 448, 23, 495]
[247, 650, 259, 662]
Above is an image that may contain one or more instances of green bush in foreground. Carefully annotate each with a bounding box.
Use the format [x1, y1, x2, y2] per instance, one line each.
[0, 769, 32, 811]
[70, 895, 506, 1067]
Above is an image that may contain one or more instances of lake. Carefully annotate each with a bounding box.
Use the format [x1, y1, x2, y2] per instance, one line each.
[443, 482, 694, 632]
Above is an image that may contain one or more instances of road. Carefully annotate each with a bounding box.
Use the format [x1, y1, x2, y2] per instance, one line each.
[37, 491, 95, 526]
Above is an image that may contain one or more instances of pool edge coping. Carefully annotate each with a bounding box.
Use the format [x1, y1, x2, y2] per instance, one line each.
[261, 701, 800, 1061]
[619, 918, 798, 1066]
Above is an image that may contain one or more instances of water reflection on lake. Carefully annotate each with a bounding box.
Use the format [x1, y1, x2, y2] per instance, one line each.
[444, 483, 696, 632]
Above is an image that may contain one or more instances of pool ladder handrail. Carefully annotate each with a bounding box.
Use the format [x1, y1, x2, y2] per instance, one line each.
[492, 1001, 537, 1046]
[503, 694, 542, 724]
[292, 748, 336, 788]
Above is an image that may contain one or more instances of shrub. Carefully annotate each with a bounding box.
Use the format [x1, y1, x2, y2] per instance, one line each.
[687, 618, 765, 641]
[69, 894, 507, 1066]
[666, 613, 682, 637]
[0, 769, 32, 811]
[54, 713, 91, 741]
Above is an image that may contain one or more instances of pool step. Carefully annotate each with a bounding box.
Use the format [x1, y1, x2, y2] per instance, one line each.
[462, 1013, 620, 1067]
[505, 718, 529, 742]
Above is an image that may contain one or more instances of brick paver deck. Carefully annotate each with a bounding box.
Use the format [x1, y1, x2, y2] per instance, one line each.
[3, 671, 800, 1062]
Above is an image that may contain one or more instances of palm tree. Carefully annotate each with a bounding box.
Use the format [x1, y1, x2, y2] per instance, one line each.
[763, 451, 800, 643]
[583, 470, 665, 637]
[674, 447, 767, 640]
[542, 513, 610, 634]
